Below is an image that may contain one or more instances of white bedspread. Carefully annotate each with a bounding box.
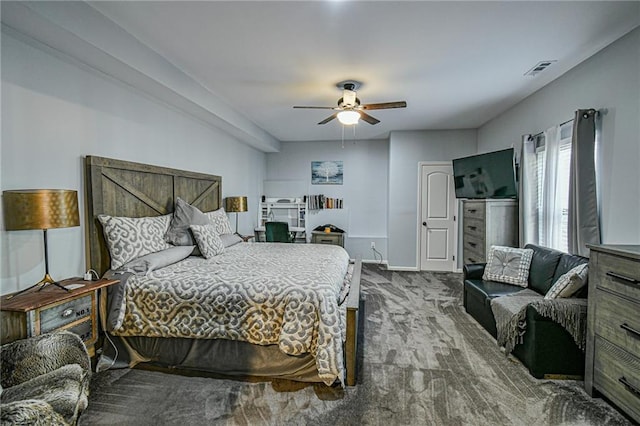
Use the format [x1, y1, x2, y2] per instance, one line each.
[110, 242, 350, 384]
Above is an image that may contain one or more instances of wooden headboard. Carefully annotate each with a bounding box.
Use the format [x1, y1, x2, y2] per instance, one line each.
[84, 156, 222, 276]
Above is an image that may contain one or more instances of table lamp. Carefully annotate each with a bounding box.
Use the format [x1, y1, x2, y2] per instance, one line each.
[3, 189, 80, 297]
[224, 196, 248, 235]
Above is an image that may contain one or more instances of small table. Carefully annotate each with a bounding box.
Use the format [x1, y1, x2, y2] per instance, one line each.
[0, 278, 119, 357]
[311, 231, 345, 247]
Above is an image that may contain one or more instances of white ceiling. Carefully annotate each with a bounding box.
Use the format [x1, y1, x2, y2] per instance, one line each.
[87, 1, 639, 142]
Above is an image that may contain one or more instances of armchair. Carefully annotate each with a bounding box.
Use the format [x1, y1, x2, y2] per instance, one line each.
[1, 331, 91, 425]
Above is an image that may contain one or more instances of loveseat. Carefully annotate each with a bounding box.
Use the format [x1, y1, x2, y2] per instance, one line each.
[463, 244, 588, 379]
[0, 331, 91, 425]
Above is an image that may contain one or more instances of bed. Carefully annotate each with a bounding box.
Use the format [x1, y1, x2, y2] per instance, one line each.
[84, 156, 361, 386]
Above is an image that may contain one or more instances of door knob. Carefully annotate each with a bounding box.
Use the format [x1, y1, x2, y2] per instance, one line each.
[422, 222, 427, 226]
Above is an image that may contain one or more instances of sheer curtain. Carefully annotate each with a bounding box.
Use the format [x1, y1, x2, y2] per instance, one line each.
[520, 124, 572, 251]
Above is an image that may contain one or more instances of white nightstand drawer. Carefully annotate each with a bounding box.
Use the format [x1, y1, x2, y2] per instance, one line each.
[40, 295, 92, 333]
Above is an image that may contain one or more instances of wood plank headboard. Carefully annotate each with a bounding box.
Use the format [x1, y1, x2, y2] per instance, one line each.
[84, 156, 222, 276]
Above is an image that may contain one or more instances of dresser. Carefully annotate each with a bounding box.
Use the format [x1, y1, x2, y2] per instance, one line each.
[1, 278, 119, 357]
[311, 230, 345, 247]
[585, 245, 640, 422]
[461, 199, 518, 264]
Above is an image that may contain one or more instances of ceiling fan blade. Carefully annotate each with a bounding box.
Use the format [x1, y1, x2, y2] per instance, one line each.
[361, 101, 407, 110]
[293, 106, 336, 110]
[318, 113, 338, 125]
[360, 112, 380, 125]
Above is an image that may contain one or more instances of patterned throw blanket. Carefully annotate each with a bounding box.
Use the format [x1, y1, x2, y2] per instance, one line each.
[107, 243, 350, 385]
[490, 289, 588, 356]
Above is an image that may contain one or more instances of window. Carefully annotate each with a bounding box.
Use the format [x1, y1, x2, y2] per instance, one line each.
[530, 122, 573, 252]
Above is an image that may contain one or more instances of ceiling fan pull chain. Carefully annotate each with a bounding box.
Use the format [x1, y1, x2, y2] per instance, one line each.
[341, 124, 345, 149]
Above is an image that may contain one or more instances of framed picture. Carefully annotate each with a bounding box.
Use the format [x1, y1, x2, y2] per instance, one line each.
[311, 161, 343, 185]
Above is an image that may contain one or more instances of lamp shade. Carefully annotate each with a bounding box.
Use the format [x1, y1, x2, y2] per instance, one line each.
[3, 189, 80, 230]
[337, 110, 360, 125]
[224, 196, 248, 213]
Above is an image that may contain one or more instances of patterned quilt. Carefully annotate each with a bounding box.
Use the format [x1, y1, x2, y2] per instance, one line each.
[108, 243, 350, 385]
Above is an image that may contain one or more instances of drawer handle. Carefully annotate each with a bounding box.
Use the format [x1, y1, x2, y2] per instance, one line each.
[468, 258, 477, 264]
[619, 377, 640, 398]
[606, 271, 639, 285]
[467, 226, 477, 231]
[620, 323, 640, 339]
[61, 308, 74, 318]
[468, 242, 477, 247]
[468, 209, 477, 213]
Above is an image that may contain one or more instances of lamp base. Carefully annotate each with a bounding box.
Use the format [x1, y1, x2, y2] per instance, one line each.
[36, 273, 71, 293]
[5, 273, 70, 300]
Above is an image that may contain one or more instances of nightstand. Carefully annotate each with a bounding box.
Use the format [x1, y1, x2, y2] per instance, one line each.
[1, 278, 119, 357]
[311, 230, 345, 247]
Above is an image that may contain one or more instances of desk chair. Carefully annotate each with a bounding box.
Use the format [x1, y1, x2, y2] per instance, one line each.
[265, 221, 295, 243]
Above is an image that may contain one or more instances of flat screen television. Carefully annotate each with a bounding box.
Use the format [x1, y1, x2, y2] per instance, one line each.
[452, 148, 517, 199]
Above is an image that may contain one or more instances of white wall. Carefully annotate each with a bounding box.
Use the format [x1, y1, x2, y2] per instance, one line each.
[266, 139, 389, 262]
[1, 32, 266, 295]
[387, 130, 477, 269]
[478, 27, 640, 244]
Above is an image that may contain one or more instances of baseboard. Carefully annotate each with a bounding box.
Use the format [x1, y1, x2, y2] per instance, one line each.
[386, 265, 419, 272]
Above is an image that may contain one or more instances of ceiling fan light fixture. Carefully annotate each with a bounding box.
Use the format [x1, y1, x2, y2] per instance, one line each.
[337, 110, 360, 125]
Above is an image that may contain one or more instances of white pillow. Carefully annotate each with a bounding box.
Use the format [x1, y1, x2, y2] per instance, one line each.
[544, 263, 589, 299]
[118, 245, 195, 275]
[204, 208, 234, 235]
[482, 245, 534, 287]
[190, 224, 225, 259]
[98, 214, 171, 270]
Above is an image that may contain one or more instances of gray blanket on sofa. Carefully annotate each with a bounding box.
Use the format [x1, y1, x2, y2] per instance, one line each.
[490, 289, 588, 356]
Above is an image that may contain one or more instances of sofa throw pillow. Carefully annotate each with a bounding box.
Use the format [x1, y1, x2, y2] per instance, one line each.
[204, 208, 234, 235]
[165, 198, 211, 248]
[483, 245, 534, 287]
[190, 224, 225, 259]
[544, 263, 589, 299]
[98, 214, 171, 270]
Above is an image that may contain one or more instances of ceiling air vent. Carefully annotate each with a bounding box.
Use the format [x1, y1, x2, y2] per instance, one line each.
[524, 60, 557, 77]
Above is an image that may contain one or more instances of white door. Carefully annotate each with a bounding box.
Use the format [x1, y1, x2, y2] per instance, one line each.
[420, 163, 456, 271]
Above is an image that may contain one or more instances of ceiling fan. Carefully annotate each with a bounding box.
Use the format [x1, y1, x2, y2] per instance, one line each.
[293, 81, 407, 125]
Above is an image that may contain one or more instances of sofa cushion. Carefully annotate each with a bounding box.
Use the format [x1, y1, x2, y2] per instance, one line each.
[465, 279, 524, 300]
[552, 253, 589, 283]
[525, 244, 563, 295]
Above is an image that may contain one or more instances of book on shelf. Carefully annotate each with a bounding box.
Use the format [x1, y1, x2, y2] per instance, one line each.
[308, 194, 343, 210]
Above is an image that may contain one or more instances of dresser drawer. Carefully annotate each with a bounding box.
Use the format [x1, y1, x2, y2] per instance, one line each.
[463, 244, 486, 264]
[463, 202, 485, 220]
[463, 217, 485, 239]
[463, 235, 484, 256]
[66, 319, 93, 343]
[594, 290, 640, 356]
[593, 252, 640, 301]
[312, 233, 343, 246]
[40, 295, 92, 334]
[593, 336, 640, 422]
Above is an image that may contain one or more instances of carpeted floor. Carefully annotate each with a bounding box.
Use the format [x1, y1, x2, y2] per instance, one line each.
[81, 265, 632, 425]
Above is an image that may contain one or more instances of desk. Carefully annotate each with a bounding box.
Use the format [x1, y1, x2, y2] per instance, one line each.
[254, 226, 306, 243]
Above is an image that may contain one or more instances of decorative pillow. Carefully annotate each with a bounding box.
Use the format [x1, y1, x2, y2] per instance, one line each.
[483, 245, 534, 287]
[220, 233, 243, 248]
[544, 263, 589, 299]
[165, 198, 211, 248]
[204, 208, 234, 235]
[98, 214, 171, 270]
[190, 224, 225, 259]
[118, 245, 195, 275]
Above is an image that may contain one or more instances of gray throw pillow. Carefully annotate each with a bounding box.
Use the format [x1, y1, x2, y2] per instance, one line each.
[165, 198, 211, 248]
[118, 245, 195, 275]
[483, 245, 534, 287]
[204, 208, 234, 235]
[220, 233, 243, 248]
[190, 224, 225, 259]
